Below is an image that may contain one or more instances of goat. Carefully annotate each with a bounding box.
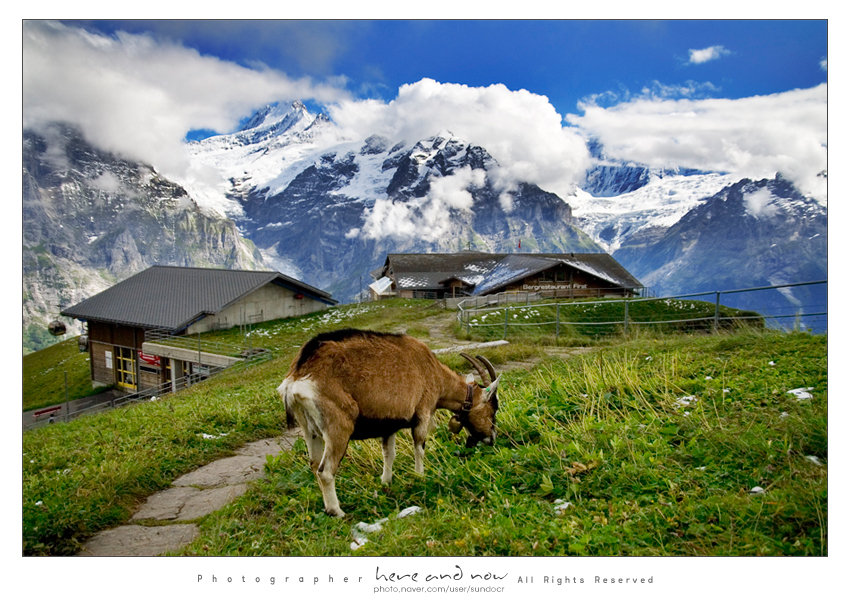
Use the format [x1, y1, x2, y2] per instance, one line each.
[277, 328, 500, 517]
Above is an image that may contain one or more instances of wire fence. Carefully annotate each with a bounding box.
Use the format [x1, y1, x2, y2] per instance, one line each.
[457, 280, 827, 339]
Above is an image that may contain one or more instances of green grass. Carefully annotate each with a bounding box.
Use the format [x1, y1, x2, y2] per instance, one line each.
[22, 301, 827, 556]
[22, 337, 111, 412]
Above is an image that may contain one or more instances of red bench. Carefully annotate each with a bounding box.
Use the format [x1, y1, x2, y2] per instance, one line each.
[34, 406, 62, 419]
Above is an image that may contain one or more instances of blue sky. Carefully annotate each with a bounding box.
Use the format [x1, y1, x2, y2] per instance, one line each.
[23, 19, 828, 201]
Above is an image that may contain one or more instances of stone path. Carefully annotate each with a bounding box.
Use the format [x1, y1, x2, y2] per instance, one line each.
[77, 435, 296, 556]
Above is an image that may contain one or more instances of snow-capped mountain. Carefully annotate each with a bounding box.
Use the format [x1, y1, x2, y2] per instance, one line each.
[574, 156, 826, 328]
[612, 174, 827, 294]
[571, 172, 739, 254]
[175, 102, 600, 301]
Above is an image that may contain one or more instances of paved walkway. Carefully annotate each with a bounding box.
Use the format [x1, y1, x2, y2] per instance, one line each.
[77, 435, 297, 556]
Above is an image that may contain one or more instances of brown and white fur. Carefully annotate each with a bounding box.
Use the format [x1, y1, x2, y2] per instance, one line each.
[277, 329, 500, 517]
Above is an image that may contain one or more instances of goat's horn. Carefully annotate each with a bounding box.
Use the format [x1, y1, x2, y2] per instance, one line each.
[476, 355, 497, 384]
[460, 352, 489, 385]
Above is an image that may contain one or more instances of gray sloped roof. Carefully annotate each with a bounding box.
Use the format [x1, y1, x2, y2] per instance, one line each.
[472, 253, 643, 296]
[61, 266, 337, 331]
[380, 252, 642, 296]
[385, 253, 501, 290]
[554, 253, 643, 289]
[471, 255, 562, 296]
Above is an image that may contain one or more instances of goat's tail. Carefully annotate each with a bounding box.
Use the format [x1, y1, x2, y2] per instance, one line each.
[277, 377, 298, 431]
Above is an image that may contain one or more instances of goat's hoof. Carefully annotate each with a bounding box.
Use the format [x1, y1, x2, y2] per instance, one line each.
[325, 508, 346, 518]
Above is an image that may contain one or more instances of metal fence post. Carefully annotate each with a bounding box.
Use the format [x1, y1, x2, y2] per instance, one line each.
[624, 298, 629, 336]
[504, 307, 508, 339]
[714, 292, 721, 333]
[556, 301, 560, 338]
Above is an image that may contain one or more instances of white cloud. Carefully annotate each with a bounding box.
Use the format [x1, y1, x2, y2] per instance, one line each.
[688, 45, 731, 64]
[568, 84, 827, 202]
[328, 78, 592, 200]
[744, 188, 779, 218]
[23, 21, 349, 178]
[358, 166, 487, 242]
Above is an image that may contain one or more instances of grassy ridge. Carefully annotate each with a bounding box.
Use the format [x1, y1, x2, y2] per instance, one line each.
[22, 301, 826, 556]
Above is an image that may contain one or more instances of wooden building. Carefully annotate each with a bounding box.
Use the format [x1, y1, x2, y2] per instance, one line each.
[62, 266, 337, 393]
[371, 252, 643, 300]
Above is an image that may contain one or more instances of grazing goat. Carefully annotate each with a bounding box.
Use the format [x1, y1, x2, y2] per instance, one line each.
[277, 329, 500, 517]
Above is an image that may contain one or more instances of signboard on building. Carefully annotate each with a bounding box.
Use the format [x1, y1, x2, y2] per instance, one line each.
[138, 351, 161, 367]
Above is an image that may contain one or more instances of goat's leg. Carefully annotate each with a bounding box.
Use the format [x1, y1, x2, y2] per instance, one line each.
[304, 426, 324, 476]
[317, 440, 347, 517]
[316, 424, 353, 517]
[381, 433, 396, 484]
[411, 419, 430, 475]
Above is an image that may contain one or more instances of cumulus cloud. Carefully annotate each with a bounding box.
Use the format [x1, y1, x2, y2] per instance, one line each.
[357, 167, 487, 242]
[688, 45, 731, 64]
[327, 79, 592, 200]
[568, 84, 827, 202]
[744, 188, 779, 218]
[23, 20, 349, 177]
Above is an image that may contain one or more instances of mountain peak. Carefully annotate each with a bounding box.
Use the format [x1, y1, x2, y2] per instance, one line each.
[237, 101, 313, 135]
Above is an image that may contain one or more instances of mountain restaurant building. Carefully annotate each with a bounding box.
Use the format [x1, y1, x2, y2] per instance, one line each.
[61, 266, 337, 393]
[370, 252, 643, 301]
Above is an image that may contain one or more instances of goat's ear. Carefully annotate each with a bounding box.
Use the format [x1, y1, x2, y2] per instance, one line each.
[466, 373, 475, 385]
[485, 375, 501, 399]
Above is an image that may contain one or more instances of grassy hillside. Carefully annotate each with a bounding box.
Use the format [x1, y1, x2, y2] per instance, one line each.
[22, 301, 826, 556]
[23, 336, 111, 412]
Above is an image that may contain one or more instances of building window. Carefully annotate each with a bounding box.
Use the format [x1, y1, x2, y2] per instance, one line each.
[115, 346, 137, 391]
[556, 271, 568, 282]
